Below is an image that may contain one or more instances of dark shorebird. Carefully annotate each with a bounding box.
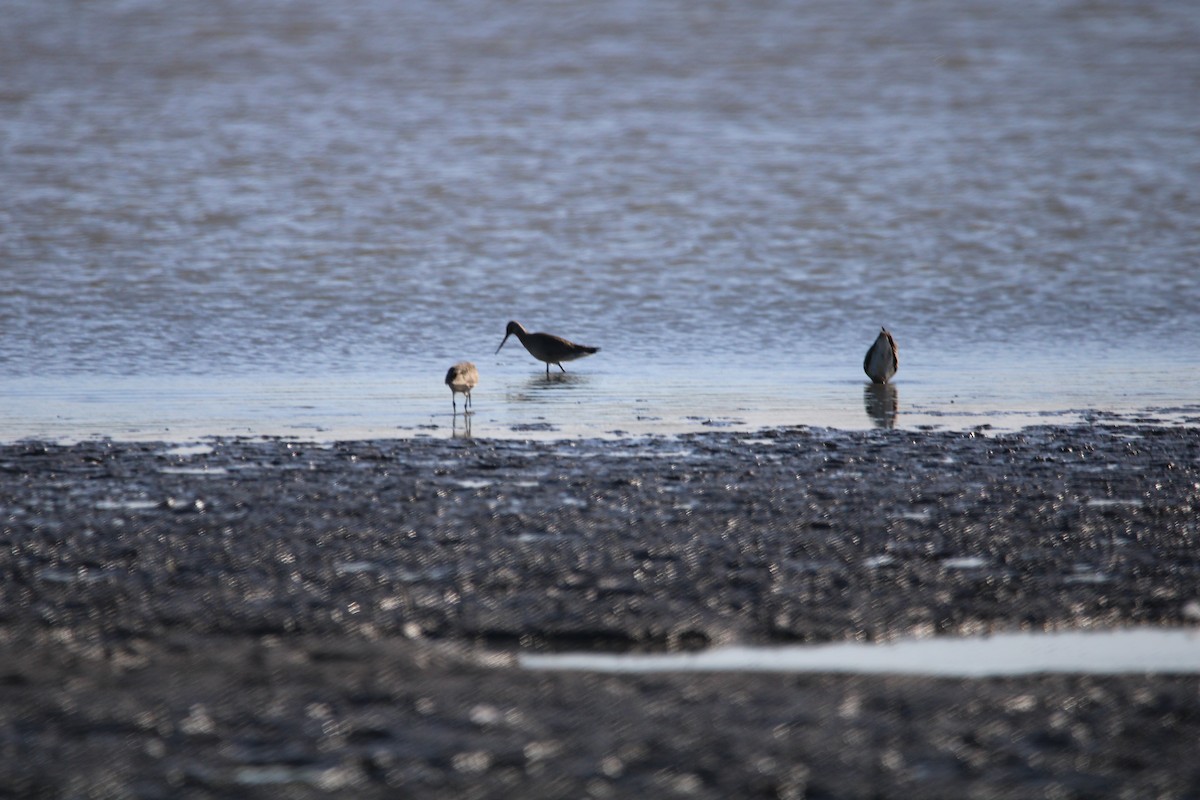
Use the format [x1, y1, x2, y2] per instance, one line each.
[444, 361, 478, 412]
[863, 327, 899, 384]
[495, 320, 599, 376]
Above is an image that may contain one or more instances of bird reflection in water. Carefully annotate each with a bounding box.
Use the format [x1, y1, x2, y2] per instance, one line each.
[864, 383, 899, 429]
[504, 371, 588, 404]
[451, 412, 472, 439]
[526, 372, 586, 390]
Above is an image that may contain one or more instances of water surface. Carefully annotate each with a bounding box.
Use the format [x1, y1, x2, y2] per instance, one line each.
[3, 0, 1198, 441]
[520, 628, 1200, 677]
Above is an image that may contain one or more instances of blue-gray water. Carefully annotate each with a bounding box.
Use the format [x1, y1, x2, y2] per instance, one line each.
[2, 0, 1198, 441]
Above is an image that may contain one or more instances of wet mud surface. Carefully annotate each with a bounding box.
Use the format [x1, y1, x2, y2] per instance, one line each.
[2, 424, 1199, 798]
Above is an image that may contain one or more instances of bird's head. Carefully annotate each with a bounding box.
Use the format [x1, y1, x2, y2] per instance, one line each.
[495, 320, 525, 354]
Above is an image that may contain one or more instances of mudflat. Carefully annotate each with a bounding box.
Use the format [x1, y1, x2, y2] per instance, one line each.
[2, 424, 1198, 798]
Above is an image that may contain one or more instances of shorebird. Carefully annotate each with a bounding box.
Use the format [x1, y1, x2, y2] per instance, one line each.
[495, 320, 599, 376]
[863, 327, 899, 384]
[444, 361, 478, 412]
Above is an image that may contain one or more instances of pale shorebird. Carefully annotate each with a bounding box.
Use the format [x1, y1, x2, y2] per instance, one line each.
[444, 361, 478, 412]
[495, 320, 599, 376]
[863, 327, 899, 384]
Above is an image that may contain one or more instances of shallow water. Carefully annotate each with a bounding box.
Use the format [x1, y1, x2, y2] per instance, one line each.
[2, 0, 1198, 441]
[520, 628, 1200, 676]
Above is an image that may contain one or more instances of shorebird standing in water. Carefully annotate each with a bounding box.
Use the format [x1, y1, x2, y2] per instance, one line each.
[444, 361, 478, 412]
[863, 327, 899, 384]
[495, 320, 599, 376]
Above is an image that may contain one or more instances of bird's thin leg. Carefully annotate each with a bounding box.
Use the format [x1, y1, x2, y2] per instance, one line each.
[558, 363, 566, 373]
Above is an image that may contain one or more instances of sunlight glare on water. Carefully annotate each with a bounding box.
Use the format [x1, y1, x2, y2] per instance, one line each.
[519, 628, 1200, 677]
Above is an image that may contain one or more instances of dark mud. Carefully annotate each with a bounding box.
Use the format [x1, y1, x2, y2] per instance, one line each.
[2, 424, 1198, 798]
